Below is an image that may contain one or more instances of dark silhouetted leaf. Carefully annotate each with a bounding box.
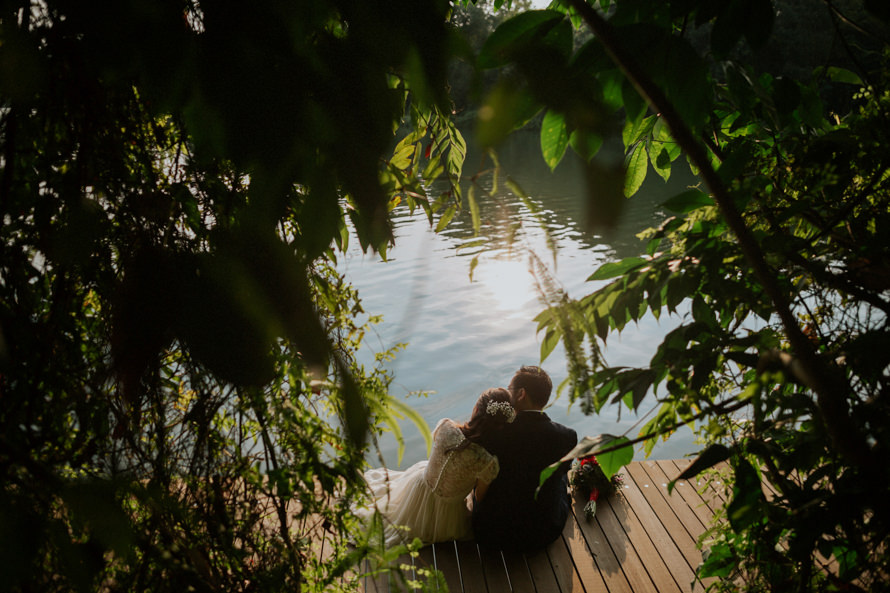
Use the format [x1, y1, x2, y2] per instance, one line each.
[728, 458, 765, 531]
[569, 128, 604, 162]
[587, 257, 647, 281]
[668, 444, 732, 494]
[583, 158, 626, 230]
[477, 10, 565, 69]
[663, 189, 712, 213]
[476, 81, 541, 149]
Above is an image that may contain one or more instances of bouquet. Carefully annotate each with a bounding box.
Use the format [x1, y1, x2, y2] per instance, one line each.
[568, 455, 623, 519]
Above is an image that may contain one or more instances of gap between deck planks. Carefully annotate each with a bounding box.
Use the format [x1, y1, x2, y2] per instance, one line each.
[359, 459, 726, 593]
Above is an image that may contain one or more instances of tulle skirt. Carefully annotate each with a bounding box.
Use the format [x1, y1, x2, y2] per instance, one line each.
[357, 461, 472, 548]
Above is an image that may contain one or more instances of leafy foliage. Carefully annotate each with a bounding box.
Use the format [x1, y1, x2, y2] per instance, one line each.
[0, 0, 468, 590]
[473, 0, 890, 590]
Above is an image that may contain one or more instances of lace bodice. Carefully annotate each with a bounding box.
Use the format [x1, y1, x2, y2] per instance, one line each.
[423, 418, 499, 499]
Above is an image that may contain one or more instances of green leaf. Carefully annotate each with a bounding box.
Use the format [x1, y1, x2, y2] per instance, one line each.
[662, 189, 712, 213]
[668, 443, 731, 493]
[717, 139, 756, 184]
[660, 37, 712, 131]
[448, 124, 467, 180]
[698, 541, 737, 579]
[390, 142, 416, 170]
[569, 128, 603, 162]
[477, 10, 565, 69]
[467, 185, 481, 235]
[612, 368, 655, 410]
[469, 255, 479, 281]
[536, 462, 561, 498]
[435, 204, 457, 232]
[596, 436, 633, 479]
[587, 257, 647, 281]
[622, 114, 655, 149]
[537, 433, 630, 497]
[422, 158, 445, 183]
[385, 396, 433, 463]
[540, 326, 562, 361]
[691, 295, 715, 327]
[622, 78, 647, 123]
[541, 109, 569, 170]
[624, 142, 648, 197]
[476, 81, 541, 149]
[651, 147, 672, 182]
[338, 367, 370, 448]
[557, 433, 621, 462]
[821, 66, 863, 86]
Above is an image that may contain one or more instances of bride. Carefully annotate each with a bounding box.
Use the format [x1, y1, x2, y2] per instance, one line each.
[357, 387, 515, 548]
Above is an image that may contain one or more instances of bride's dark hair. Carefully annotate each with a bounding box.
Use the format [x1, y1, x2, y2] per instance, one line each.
[446, 387, 514, 453]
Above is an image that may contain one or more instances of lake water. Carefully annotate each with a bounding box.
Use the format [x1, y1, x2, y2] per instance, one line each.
[342, 131, 701, 468]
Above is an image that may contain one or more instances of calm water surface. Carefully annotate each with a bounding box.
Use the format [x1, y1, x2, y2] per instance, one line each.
[342, 133, 700, 468]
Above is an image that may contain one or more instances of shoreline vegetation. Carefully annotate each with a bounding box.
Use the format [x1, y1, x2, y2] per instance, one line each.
[2, 1, 889, 591]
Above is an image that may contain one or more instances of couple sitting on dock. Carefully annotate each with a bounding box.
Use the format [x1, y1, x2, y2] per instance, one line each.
[358, 365, 578, 554]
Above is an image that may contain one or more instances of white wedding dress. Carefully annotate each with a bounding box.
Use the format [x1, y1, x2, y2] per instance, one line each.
[357, 418, 499, 548]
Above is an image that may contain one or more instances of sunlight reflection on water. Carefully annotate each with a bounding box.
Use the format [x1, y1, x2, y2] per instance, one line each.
[342, 134, 700, 468]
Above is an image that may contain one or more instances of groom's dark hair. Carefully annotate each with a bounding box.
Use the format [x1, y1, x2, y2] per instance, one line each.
[512, 366, 552, 409]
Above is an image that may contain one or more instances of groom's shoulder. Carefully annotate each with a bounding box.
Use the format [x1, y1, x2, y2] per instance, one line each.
[539, 416, 577, 451]
[519, 412, 576, 441]
[551, 419, 577, 444]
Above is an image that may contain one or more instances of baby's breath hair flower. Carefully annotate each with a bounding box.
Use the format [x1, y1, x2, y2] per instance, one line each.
[486, 401, 516, 423]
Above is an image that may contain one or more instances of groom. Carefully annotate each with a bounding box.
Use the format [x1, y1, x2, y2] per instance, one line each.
[472, 366, 577, 553]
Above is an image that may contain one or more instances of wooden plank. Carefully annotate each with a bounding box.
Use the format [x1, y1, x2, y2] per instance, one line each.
[564, 503, 611, 593]
[643, 461, 709, 541]
[432, 541, 465, 593]
[626, 462, 703, 570]
[547, 533, 587, 593]
[501, 551, 537, 593]
[671, 459, 725, 514]
[567, 495, 628, 593]
[365, 561, 390, 593]
[595, 494, 667, 593]
[378, 553, 418, 592]
[621, 465, 703, 593]
[645, 462, 721, 591]
[455, 541, 487, 593]
[656, 461, 717, 531]
[359, 558, 381, 593]
[588, 492, 678, 593]
[418, 546, 445, 592]
[525, 548, 561, 593]
[478, 545, 513, 592]
[348, 462, 725, 593]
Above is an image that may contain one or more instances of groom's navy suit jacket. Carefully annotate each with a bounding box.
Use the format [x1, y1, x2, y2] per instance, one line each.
[472, 410, 577, 553]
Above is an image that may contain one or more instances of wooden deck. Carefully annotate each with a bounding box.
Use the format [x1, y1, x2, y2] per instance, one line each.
[361, 459, 727, 593]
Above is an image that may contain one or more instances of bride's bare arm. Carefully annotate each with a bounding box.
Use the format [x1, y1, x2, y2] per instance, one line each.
[473, 479, 490, 502]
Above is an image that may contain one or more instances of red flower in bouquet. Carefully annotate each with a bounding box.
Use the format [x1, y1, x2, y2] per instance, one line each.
[569, 455, 623, 519]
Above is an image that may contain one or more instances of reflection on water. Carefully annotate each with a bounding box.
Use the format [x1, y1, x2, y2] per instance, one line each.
[342, 131, 700, 468]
